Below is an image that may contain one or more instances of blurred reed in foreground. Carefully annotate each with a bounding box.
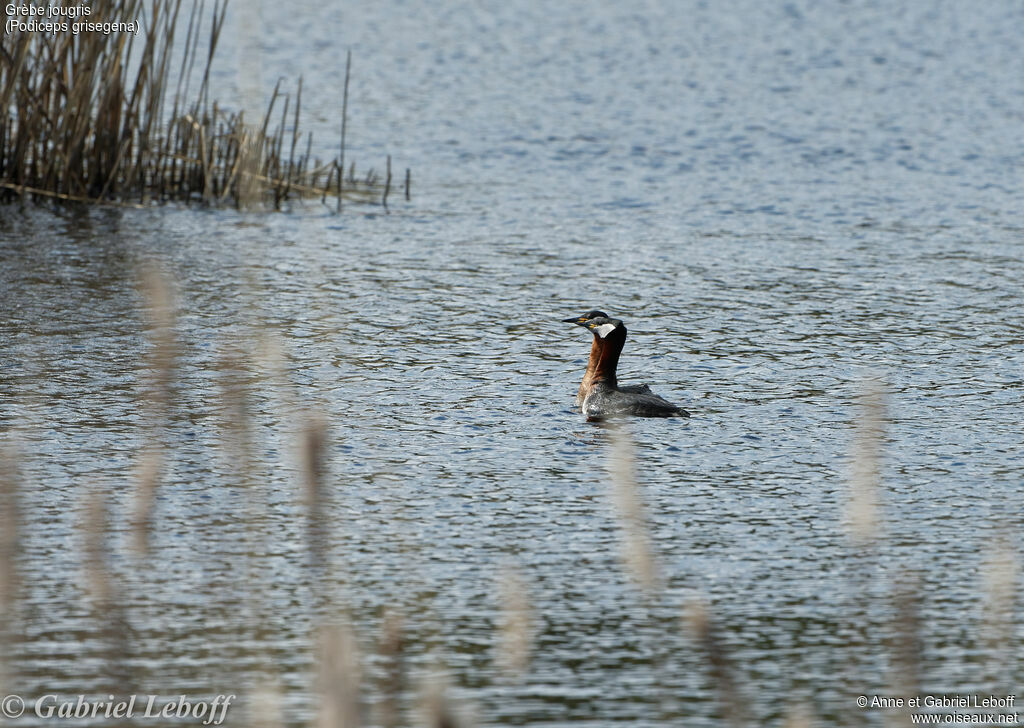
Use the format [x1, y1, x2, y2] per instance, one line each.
[845, 378, 886, 548]
[685, 598, 747, 728]
[606, 423, 659, 596]
[0, 0, 407, 210]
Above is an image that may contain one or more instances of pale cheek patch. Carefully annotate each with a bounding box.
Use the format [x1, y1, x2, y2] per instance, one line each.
[593, 323, 617, 338]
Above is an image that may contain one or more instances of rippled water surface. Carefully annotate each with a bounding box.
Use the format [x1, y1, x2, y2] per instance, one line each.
[2, 1, 1024, 726]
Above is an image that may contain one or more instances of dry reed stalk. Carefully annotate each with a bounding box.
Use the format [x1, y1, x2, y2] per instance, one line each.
[216, 341, 294, 722]
[888, 572, 923, 705]
[605, 424, 680, 720]
[838, 378, 890, 727]
[215, 345, 273, 632]
[685, 598, 747, 728]
[376, 610, 405, 728]
[82, 488, 114, 608]
[420, 675, 468, 728]
[783, 703, 816, 728]
[606, 423, 659, 594]
[131, 266, 178, 554]
[0, 181, 146, 208]
[80, 485, 135, 692]
[495, 567, 531, 678]
[246, 680, 285, 728]
[337, 50, 352, 213]
[217, 347, 256, 474]
[0, 444, 20, 624]
[233, 128, 263, 208]
[303, 413, 330, 599]
[139, 267, 178, 411]
[845, 378, 887, 547]
[284, 77, 302, 202]
[131, 445, 163, 555]
[316, 622, 362, 728]
[980, 530, 1018, 691]
[302, 415, 329, 498]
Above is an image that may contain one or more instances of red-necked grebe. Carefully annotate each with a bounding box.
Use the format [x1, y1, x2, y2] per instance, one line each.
[563, 310, 689, 420]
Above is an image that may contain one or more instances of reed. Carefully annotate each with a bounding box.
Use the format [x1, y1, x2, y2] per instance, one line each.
[0, 0, 407, 209]
[494, 567, 531, 678]
[0, 444, 20, 620]
[80, 484, 136, 694]
[980, 530, 1019, 694]
[316, 622, 362, 728]
[685, 598, 748, 728]
[606, 422, 660, 595]
[131, 267, 176, 553]
[376, 610, 406, 728]
[845, 378, 886, 547]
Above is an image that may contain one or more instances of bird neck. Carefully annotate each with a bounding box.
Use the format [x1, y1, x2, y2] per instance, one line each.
[579, 326, 626, 397]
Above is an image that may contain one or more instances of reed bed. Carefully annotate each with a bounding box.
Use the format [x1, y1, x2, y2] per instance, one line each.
[0, 0, 406, 210]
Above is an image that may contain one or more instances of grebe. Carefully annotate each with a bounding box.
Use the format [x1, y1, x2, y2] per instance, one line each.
[563, 310, 689, 420]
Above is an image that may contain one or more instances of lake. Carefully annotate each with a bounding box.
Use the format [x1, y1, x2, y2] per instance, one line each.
[1, 1, 1022, 725]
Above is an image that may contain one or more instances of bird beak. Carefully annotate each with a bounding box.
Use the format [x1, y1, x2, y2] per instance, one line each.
[563, 316, 588, 326]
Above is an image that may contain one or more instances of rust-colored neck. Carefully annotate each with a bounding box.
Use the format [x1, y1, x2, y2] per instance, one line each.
[577, 326, 626, 401]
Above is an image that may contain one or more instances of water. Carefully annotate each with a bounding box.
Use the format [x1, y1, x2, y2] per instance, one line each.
[2, 1, 1024, 725]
